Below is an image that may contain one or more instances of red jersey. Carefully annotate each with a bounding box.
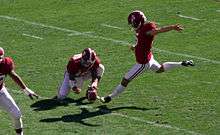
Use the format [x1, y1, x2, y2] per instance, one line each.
[67, 54, 101, 78]
[135, 22, 157, 64]
[0, 57, 14, 89]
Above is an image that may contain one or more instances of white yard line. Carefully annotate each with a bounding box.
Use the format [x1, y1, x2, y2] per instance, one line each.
[216, 10, 220, 12]
[22, 33, 43, 40]
[68, 31, 95, 36]
[111, 113, 203, 135]
[0, 15, 219, 64]
[177, 14, 202, 21]
[101, 23, 123, 30]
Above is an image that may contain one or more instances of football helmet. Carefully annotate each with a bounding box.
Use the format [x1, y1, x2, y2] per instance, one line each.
[0, 47, 4, 62]
[81, 48, 96, 67]
[128, 10, 147, 29]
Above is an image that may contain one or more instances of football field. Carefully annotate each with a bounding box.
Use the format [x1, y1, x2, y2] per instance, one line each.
[0, 0, 219, 135]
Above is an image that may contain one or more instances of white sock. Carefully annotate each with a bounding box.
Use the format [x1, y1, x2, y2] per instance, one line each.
[109, 84, 125, 98]
[16, 132, 23, 135]
[162, 62, 182, 71]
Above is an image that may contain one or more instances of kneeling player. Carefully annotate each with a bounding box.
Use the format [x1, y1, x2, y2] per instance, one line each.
[57, 48, 104, 102]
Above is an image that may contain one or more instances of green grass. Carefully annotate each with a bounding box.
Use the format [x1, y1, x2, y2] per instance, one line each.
[0, 0, 219, 134]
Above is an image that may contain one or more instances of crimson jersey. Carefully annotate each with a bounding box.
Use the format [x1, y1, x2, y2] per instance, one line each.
[0, 57, 14, 89]
[135, 22, 157, 64]
[67, 54, 101, 79]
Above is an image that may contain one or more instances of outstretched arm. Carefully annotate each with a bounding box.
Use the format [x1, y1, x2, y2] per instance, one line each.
[8, 70, 38, 99]
[147, 24, 183, 36]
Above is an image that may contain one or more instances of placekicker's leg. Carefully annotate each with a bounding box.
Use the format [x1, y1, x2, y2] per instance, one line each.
[156, 60, 194, 73]
[101, 64, 145, 103]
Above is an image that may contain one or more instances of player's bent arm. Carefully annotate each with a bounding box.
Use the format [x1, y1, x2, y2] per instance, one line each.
[91, 77, 99, 89]
[147, 24, 184, 36]
[8, 70, 38, 99]
[8, 70, 27, 89]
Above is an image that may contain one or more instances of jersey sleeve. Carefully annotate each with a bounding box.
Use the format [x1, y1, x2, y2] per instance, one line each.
[149, 22, 157, 30]
[67, 58, 76, 74]
[93, 56, 101, 69]
[5, 57, 15, 73]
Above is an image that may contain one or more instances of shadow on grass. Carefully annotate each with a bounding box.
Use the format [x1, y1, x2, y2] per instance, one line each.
[39, 105, 159, 127]
[30, 97, 91, 111]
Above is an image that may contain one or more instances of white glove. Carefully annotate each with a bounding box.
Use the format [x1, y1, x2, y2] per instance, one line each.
[23, 88, 39, 100]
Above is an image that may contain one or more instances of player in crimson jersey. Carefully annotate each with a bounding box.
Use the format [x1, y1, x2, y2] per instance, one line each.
[0, 47, 38, 135]
[56, 48, 105, 102]
[101, 10, 194, 103]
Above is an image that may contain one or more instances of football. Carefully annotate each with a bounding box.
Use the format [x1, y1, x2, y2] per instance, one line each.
[86, 88, 97, 102]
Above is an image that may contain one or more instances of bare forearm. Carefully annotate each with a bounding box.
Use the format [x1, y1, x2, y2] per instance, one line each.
[156, 25, 176, 33]
[9, 71, 26, 89]
[149, 24, 183, 36]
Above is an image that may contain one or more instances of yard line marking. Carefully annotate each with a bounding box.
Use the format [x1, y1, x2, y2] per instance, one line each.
[216, 10, 220, 12]
[22, 33, 43, 40]
[177, 14, 202, 21]
[68, 31, 95, 36]
[101, 23, 123, 30]
[0, 15, 219, 64]
[111, 112, 203, 135]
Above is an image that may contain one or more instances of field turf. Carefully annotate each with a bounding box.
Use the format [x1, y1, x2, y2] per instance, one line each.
[0, 0, 219, 135]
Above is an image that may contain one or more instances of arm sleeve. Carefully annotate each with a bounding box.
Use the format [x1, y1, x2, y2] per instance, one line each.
[67, 58, 77, 81]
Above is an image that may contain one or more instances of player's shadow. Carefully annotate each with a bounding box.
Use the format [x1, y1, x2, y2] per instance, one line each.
[30, 97, 90, 111]
[39, 105, 159, 127]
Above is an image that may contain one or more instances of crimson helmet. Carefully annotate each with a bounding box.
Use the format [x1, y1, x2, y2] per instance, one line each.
[128, 10, 147, 29]
[81, 48, 96, 67]
[0, 47, 4, 62]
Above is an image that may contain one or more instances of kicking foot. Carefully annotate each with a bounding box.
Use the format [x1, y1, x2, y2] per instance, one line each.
[181, 60, 195, 67]
[100, 96, 112, 103]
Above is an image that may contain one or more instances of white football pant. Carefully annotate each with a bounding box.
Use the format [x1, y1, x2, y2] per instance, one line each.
[0, 86, 23, 129]
[124, 56, 161, 81]
[58, 64, 104, 99]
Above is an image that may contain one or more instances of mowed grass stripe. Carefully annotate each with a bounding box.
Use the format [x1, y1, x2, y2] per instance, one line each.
[0, 15, 219, 65]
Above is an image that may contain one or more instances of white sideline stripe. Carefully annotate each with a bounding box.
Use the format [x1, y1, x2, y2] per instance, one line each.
[101, 23, 123, 30]
[177, 14, 202, 21]
[22, 33, 43, 40]
[217, 10, 220, 12]
[111, 113, 203, 135]
[9, 88, 202, 135]
[0, 15, 219, 64]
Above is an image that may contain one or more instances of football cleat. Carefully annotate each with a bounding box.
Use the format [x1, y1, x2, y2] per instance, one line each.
[181, 60, 195, 67]
[100, 96, 112, 103]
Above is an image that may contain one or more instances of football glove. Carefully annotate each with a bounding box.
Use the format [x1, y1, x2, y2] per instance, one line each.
[23, 88, 39, 100]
